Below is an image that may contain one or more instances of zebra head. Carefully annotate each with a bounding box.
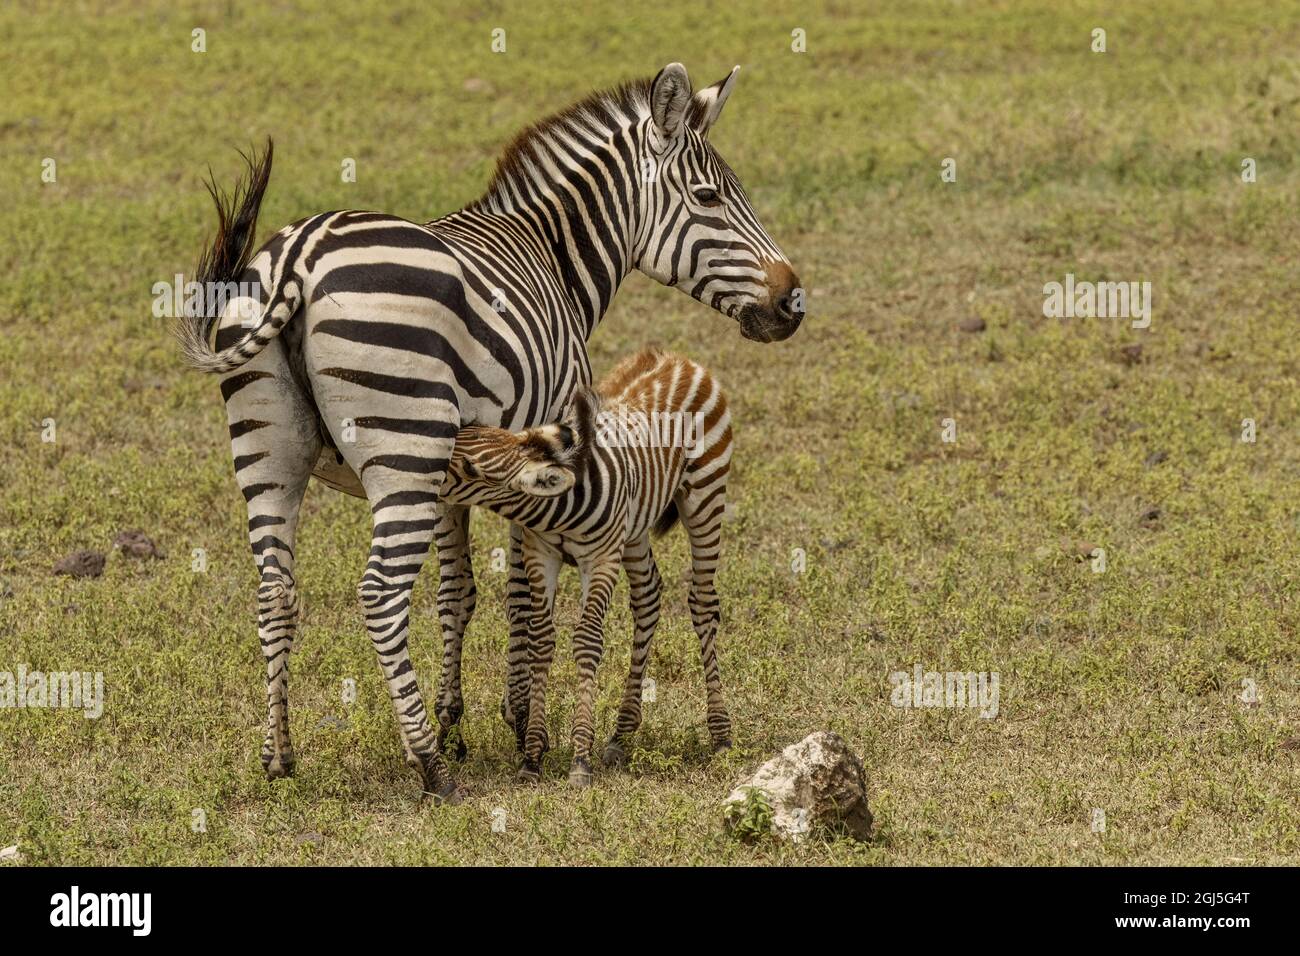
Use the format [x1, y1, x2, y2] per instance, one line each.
[635, 63, 804, 343]
[444, 389, 598, 502]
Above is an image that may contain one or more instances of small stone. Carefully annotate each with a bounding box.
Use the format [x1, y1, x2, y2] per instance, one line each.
[52, 550, 105, 578]
[958, 316, 986, 333]
[0, 844, 19, 863]
[723, 731, 871, 842]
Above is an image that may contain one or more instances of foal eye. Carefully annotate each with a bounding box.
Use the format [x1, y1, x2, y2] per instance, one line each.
[692, 186, 720, 205]
[463, 461, 480, 478]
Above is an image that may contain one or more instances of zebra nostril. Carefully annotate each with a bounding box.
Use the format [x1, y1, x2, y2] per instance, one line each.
[775, 293, 795, 320]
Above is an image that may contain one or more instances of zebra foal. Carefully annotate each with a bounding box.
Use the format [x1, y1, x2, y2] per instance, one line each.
[441, 349, 734, 786]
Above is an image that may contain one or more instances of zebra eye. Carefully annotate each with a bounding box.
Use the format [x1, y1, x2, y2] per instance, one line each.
[692, 186, 720, 206]
[462, 460, 481, 479]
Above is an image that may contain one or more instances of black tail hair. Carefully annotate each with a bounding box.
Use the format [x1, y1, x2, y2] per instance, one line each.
[652, 498, 680, 537]
[176, 139, 274, 369]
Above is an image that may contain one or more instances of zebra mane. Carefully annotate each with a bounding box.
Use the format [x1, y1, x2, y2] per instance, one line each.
[470, 78, 655, 212]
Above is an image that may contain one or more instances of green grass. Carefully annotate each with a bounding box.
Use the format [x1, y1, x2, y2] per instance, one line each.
[3, 0, 1300, 865]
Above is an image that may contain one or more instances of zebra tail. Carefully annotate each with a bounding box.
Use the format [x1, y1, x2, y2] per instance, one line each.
[652, 498, 680, 538]
[176, 139, 298, 374]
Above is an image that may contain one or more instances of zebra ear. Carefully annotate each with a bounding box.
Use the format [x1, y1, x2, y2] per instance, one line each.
[691, 66, 740, 138]
[521, 387, 598, 470]
[650, 62, 692, 140]
[513, 461, 576, 498]
[559, 386, 600, 461]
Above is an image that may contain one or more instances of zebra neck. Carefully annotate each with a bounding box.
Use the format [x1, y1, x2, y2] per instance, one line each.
[467, 119, 647, 338]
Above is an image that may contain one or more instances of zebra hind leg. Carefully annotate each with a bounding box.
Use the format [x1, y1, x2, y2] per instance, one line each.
[355, 467, 461, 803]
[220, 340, 321, 781]
[679, 487, 733, 753]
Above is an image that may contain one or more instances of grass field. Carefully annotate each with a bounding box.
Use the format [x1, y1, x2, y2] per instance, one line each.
[3, 0, 1300, 865]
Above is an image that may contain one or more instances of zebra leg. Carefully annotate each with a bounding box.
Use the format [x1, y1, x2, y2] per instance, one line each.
[255, 514, 309, 781]
[307, 316, 462, 800]
[217, 317, 321, 781]
[680, 489, 733, 752]
[518, 543, 561, 783]
[433, 503, 474, 761]
[214, 312, 321, 780]
[603, 535, 661, 769]
[355, 479, 461, 802]
[568, 556, 621, 787]
[501, 522, 533, 750]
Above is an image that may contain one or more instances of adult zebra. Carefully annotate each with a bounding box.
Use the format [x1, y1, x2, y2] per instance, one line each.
[178, 63, 803, 802]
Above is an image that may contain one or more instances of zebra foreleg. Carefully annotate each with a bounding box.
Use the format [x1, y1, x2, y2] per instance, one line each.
[568, 555, 621, 787]
[434, 503, 474, 760]
[502, 522, 533, 752]
[604, 535, 661, 769]
[517, 543, 561, 783]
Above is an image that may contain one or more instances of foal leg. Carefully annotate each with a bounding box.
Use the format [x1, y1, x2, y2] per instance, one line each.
[517, 544, 561, 783]
[568, 554, 622, 787]
[501, 523, 533, 750]
[603, 534, 661, 769]
[433, 503, 475, 760]
[679, 487, 733, 752]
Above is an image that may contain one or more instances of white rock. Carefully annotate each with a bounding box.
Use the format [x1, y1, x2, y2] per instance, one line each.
[724, 731, 871, 841]
[0, 844, 20, 863]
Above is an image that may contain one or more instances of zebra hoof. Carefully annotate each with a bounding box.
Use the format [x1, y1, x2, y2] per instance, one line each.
[602, 740, 628, 769]
[438, 730, 468, 762]
[568, 759, 593, 788]
[424, 779, 463, 806]
[516, 763, 541, 785]
[264, 754, 295, 780]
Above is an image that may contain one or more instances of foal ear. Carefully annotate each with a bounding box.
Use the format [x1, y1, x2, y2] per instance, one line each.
[650, 62, 692, 139]
[519, 386, 598, 470]
[690, 65, 740, 138]
[559, 385, 600, 460]
[513, 461, 576, 498]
